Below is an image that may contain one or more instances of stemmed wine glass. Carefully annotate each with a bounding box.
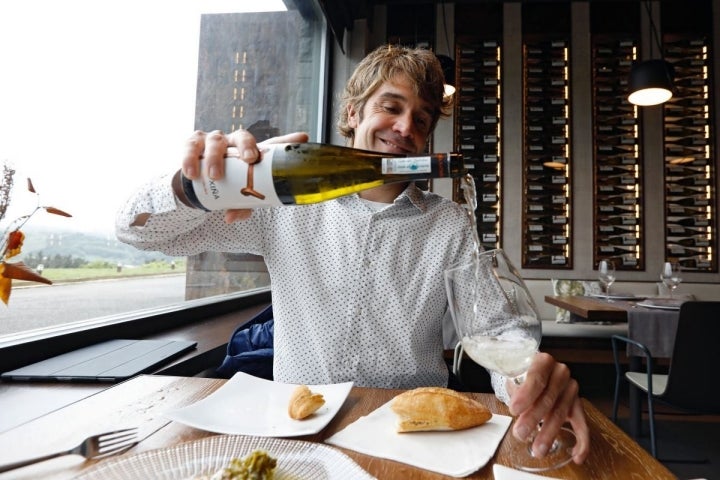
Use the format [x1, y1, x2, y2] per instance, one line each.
[660, 262, 682, 298]
[444, 249, 576, 472]
[597, 260, 616, 302]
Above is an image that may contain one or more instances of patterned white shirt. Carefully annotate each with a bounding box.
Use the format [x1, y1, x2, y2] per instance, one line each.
[116, 174, 509, 397]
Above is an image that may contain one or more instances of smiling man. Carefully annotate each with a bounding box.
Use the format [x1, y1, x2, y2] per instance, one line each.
[116, 44, 589, 464]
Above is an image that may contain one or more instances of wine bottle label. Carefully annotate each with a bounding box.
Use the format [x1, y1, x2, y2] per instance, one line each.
[187, 147, 283, 210]
[382, 156, 431, 174]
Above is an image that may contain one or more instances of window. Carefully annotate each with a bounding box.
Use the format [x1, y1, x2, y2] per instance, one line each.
[0, 0, 327, 340]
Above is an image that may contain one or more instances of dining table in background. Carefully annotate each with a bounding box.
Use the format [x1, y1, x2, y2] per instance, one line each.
[544, 295, 682, 438]
[0, 374, 675, 480]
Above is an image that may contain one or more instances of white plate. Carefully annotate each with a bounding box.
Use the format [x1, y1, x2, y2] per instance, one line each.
[165, 372, 353, 437]
[636, 299, 682, 311]
[76, 434, 375, 480]
[588, 293, 643, 301]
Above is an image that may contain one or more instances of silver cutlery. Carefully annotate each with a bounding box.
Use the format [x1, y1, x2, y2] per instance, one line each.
[0, 427, 138, 473]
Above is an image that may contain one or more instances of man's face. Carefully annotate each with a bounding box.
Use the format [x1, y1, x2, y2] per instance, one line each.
[346, 75, 434, 155]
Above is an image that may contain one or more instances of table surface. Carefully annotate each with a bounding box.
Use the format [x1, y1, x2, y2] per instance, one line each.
[544, 295, 629, 322]
[0, 375, 675, 479]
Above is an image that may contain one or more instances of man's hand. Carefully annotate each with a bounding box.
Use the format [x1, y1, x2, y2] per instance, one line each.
[181, 129, 309, 222]
[507, 352, 590, 465]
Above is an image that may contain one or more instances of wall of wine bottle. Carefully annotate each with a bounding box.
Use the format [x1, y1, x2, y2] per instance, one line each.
[662, 35, 716, 272]
[453, 38, 503, 250]
[445, 1, 718, 280]
[592, 36, 643, 270]
[521, 38, 571, 269]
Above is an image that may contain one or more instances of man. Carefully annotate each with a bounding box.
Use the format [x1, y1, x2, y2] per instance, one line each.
[116, 45, 588, 463]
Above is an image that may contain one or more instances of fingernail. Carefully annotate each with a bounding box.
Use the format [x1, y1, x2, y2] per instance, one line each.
[184, 166, 196, 179]
[209, 166, 219, 180]
[534, 442, 549, 458]
[242, 148, 256, 161]
[515, 424, 531, 441]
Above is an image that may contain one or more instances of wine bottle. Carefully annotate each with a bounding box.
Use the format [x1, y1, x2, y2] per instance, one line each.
[598, 164, 636, 175]
[527, 243, 567, 255]
[667, 244, 708, 257]
[598, 245, 637, 256]
[598, 224, 636, 235]
[667, 195, 710, 207]
[667, 205, 709, 216]
[669, 235, 711, 247]
[669, 216, 710, 227]
[180, 143, 465, 210]
[525, 254, 568, 266]
[668, 175, 710, 186]
[598, 183, 635, 194]
[677, 256, 712, 269]
[598, 233, 637, 245]
[667, 225, 708, 237]
[598, 204, 637, 215]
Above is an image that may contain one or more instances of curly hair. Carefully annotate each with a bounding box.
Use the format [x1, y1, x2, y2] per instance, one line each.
[337, 44, 453, 143]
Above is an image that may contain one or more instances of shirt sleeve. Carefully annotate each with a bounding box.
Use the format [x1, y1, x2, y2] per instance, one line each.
[491, 371, 511, 405]
[114, 173, 266, 256]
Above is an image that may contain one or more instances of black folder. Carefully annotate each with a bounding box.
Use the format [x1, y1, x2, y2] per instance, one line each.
[1, 339, 197, 382]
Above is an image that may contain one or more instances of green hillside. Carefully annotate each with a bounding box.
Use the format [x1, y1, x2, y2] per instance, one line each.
[14, 227, 180, 266]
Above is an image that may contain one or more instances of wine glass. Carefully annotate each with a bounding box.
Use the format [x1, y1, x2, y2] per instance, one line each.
[660, 262, 682, 298]
[597, 260, 616, 302]
[444, 249, 576, 472]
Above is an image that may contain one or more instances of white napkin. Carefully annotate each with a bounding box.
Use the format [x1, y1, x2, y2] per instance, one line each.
[325, 400, 512, 478]
[493, 464, 562, 480]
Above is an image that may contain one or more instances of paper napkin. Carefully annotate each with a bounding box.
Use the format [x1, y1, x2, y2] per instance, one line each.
[325, 400, 512, 478]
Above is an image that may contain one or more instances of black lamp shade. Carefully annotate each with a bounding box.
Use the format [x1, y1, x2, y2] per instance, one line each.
[628, 59, 675, 106]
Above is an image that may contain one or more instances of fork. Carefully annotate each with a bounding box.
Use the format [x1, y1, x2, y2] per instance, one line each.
[0, 427, 138, 473]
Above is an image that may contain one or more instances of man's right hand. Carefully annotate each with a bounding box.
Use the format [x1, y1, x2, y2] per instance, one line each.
[181, 129, 309, 222]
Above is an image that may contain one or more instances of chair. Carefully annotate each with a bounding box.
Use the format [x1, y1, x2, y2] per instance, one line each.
[610, 301, 720, 458]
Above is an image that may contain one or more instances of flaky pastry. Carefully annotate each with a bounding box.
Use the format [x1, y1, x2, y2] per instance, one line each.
[390, 386, 492, 432]
[288, 385, 325, 420]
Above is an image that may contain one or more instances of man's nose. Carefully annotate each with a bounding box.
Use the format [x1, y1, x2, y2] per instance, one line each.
[393, 111, 415, 138]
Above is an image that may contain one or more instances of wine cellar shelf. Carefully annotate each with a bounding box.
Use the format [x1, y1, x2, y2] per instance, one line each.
[450, 1, 717, 274]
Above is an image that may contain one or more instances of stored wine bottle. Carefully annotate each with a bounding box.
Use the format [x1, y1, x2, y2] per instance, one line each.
[598, 245, 637, 256]
[677, 256, 712, 269]
[525, 254, 568, 266]
[180, 143, 465, 210]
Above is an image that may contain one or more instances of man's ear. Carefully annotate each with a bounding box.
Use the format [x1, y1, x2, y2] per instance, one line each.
[347, 103, 358, 128]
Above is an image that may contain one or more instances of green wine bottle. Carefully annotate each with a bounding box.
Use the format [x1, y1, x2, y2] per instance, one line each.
[180, 143, 465, 210]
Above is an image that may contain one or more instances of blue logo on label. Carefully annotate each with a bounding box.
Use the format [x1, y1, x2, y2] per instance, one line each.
[410, 163, 418, 170]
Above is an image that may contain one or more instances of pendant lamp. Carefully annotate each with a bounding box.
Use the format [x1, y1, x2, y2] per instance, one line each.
[628, 59, 674, 106]
[627, 1, 674, 106]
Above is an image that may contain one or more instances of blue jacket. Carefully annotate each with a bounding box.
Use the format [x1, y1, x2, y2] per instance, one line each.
[216, 304, 274, 379]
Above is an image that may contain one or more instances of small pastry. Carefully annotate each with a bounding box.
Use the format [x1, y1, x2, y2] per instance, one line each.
[288, 385, 325, 420]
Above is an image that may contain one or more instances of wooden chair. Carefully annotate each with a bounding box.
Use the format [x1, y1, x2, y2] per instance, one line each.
[610, 301, 720, 458]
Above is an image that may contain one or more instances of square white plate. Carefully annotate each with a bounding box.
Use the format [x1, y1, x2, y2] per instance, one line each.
[165, 372, 353, 437]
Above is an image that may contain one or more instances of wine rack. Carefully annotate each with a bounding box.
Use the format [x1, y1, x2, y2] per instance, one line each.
[521, 38, 571, 269]
[663, 35, 716, 272]
[454, 38, 502, 250]
[592, 37, 643, 271]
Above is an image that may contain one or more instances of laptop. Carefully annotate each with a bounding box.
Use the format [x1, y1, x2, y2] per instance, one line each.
[1, 339, 197, 383]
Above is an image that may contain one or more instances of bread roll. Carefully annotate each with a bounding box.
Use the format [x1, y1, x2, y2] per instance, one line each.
[288, 385, 325, 420]
[390, 387, 492, 432]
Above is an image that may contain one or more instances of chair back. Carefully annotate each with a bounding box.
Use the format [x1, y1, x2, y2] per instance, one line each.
[662, 301, 720, 413]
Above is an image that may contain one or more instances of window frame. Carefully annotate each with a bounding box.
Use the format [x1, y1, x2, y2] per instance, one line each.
[0, 2, 330, 371]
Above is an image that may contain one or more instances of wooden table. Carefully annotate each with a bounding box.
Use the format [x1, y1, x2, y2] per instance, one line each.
[0, 375, 675, 479]
[544, 295, 628, 323]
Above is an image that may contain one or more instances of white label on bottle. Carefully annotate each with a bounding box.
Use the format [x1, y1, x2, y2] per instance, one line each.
[382, 156, 432, 174]
[191, 146, 283, 209]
